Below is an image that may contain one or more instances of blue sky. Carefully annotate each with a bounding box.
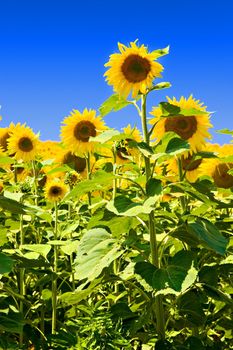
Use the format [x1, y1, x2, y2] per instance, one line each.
[0, 0, 233, 144]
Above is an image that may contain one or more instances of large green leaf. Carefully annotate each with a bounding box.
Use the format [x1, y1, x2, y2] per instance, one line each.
[187, 218, 228, 255]
[21, 244, 52, 259]
[177, 289, 206, 326]
[106, 195, 156, 217]
[0, 196, 28, 215]
[87, 207, 138, 236]
[135, 251, 197, 293]
[65, 170, 114, 200]
[0, 252, 14, 274]
[99, 94, 131, 116]
[74, 228, 123, 281]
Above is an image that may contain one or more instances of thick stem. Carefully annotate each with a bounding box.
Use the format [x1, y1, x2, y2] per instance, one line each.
[86, 152, 92, 206]
[19, 214, 25, 347]
[52, 202, 58, 334]
[140, 94, 165, 340]
[112, 143, 118, 200]
[177, 157, 186, 214]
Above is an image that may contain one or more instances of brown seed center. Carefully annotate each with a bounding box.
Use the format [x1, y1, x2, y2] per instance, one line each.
[165, 115, 197, 140]
[18, 137, 33, 152]
[63, 152, 86, 173]
[50, 186, 62, 196]
[182, 154, 202, 171]
[73, 121, 97, 142]
[212, 163, 233, 189]
[121, 54, 151, 83]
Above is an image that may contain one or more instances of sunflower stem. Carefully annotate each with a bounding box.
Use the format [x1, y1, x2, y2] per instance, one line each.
[52, 202, 58, 334]
[19, 213, 25, 348]
[86, 152, 92, 206]
[112, 143, 117, 200]
[140, 94, 165, 340]
[177, 157, 187, 214]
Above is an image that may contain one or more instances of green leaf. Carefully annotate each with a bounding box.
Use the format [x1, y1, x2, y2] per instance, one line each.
[151, 46, 170, 58]
[60, 240, 79, 255]
[87, 207, 138, 236]
[177, 290, 206, 326]
[106, 195, 155, 217]
[151, 82, 171, 91]
[135, 251, 197, 293]
[159, 102, 181, 116]
[99, 94, 131, 116]
[152, 132, 189, 162]
[188, 218, 228, 255]
[0, 227, 8, 246]
[0, 312, 24, 333]
[0, 156, 14, 164]
[0, 253, 14, 274]
[216, 128, 233, 135]
[89, 129, 127, 143]
[146, 179, 162, 197]
[60, 278, 102, 305]
[65, 170, 114, 200]
[21, 244, 52, 259]
[136, 142, 154, 157]
[74, 228, 123, 281]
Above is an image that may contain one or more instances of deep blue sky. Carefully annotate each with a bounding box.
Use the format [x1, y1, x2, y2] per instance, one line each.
[0, 0, 233, 144]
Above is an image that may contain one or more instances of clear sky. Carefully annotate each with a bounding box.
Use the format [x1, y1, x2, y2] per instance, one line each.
[0, 0, 233, 144]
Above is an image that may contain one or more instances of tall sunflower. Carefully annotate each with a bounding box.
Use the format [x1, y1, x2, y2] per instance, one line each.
[150, 95, 212, 152]
[7, 124, 39, 162]
[60, 109, 106, 154]
[104, 41, 164, 99]
[44, 179, 68, 202]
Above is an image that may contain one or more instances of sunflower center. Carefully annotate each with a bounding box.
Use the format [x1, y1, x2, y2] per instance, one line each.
[181, 155, 202, 171]
[73, 121, 97, 142]
[212, 163, 233, 189]
[121, 54, 151, 83]
[18, 137, 33, 152]
[165, 115, 197, 140]
[50, 186, 62, 196]
[0, 132, 10, 151]
[63, 152, 86, 173]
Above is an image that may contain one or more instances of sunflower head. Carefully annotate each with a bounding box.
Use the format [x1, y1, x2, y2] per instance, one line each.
[44, 179, 68, 202]
[7, 124, 39, 162]
[104, 41, 164, 99]
[212, 162, 233, 189]
[150, 95, 213, 152]
[60, 109, 107, 154]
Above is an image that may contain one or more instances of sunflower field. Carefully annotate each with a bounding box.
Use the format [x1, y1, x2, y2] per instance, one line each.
[0, 41, 233, 350]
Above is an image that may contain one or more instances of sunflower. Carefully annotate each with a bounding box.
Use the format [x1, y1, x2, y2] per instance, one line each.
[60, 109, 107, 154]
[7, 124, 39, 162]
[0, 123, 17, 152]
[44, 179, 68, 202]
[200, 144, 233, 189]
[104, 41, 164, 99]
[116, 124, 142, 164]
[150, 95, 212, 152]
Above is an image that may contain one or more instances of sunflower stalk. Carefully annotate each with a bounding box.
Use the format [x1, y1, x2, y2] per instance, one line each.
[52, 202, 58, 334]
[140, 94, 165, 340]
[177, 157, 187, 213]
[86, 152, 92, 206]
[19, 213, 25, 348]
